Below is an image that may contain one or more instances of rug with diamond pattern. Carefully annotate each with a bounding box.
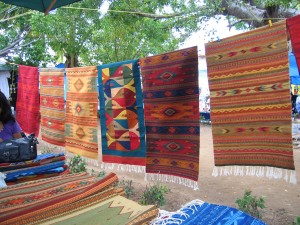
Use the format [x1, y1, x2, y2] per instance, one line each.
[140, 47, 200, 181]
[65, 66, 99, 159]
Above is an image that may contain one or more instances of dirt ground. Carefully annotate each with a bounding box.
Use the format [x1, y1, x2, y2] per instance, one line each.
[39, 124, 300, 225]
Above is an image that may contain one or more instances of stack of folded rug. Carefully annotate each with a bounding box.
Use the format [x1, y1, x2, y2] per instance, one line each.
[150, 199, 267, 225]
[0, 172, 158, 225]
[0, 153, 67, 185]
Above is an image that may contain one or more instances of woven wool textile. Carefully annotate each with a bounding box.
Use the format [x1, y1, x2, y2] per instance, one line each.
[65, 66, 98, 159]
[140, 47, 200, 181]
[34, 195, 158, 225]
[287, 15, 300, 70]
[98, 60, 146, 166]
[0, 172, 118, 224]
[39, 68, 65, 146]
[205, 21, 295, 169]
[0, 153, 65, 172]
[151, 200, 267, 225]
[16, 65, 40, 136]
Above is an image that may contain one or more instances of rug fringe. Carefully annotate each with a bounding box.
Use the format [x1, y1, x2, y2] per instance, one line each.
[100, 162, 145, 173]
[150, 199, 205, 225]
[212, 166, 297, 184]
[144, 173, 199, 191]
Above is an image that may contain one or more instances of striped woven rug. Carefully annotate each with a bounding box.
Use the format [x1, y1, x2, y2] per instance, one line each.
[65, 66, 99, 160]
[140, 47, 200, 189]
[205, 21, 295, 171]
[0, 172, 118, 224]
[98, 60, 146, 166]
[16, 65, 40, 136]
[39, 68, 65, 146]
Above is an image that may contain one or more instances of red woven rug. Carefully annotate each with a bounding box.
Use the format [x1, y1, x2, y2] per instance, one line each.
[65, 66, 99, 160]
[16, 65, 40, 136]
[287, 15, 300, 70]
[39, 68, 65, 146]
[205, 21, 295, 170]
[140, 47, 200, 187]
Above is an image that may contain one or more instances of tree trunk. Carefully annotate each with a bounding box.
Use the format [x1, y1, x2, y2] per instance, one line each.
[64, 53, 79, 68]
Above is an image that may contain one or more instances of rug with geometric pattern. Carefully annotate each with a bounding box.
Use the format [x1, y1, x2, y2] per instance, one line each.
[65, 66, 99, 160]
[205, 20, 294, 170]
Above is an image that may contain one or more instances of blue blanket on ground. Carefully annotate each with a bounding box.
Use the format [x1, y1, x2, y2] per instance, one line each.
[151, 200, 267, 225]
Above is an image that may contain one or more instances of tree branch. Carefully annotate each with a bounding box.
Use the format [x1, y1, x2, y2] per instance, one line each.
[0, 27, 31, 57]
[108, 9, 184, 19]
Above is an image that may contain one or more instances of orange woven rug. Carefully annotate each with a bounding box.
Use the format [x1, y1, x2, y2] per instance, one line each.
[205, 21, 295, 171]
[39, 68, 65, 146]
[140, 47, 200, 188]
[65, 66, 99, 159]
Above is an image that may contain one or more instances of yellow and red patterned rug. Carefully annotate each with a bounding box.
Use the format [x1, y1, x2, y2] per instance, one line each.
[65, 66, 99, 160]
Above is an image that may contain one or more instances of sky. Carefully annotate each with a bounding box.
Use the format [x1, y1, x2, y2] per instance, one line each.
[179, 16, 246, 96]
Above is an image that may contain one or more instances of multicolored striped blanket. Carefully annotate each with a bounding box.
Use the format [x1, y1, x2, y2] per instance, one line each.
[205, 21, 295, 173]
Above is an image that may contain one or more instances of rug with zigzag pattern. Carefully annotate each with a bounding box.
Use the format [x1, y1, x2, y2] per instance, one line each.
[98, 59, 146, 166]
[205, 20, 295, 170]
[140, 47, 200, 183]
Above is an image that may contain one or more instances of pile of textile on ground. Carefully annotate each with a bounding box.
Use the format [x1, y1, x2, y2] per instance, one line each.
[151, 199, 267, 225]
[0, 153, 67, 185]
[0, 172, 158, 225]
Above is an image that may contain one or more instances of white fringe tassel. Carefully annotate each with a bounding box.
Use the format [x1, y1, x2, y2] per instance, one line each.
[150, 199, 205, 225]
[100, 162, 145, 173]
[212, 166, 297, 184]
[145, 173, 199, 191]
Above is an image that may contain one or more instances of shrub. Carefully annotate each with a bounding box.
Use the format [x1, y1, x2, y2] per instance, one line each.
[236, 190, 265, 219]
[294, 216, 300, 225]
[140, 183, 169, 207]
[118, 179, 135, 198]
[68, 155, 87, 173]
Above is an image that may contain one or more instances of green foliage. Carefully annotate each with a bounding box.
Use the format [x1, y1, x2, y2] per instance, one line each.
[140, 183, 169, 207]
[68, 155, 87, 173]
[118, 178, 135, 198]
[97, 171, 106, 179]
[294, 216, 300, 225]
[236, 190, 266, 219]
[90, 169, 106, 179]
